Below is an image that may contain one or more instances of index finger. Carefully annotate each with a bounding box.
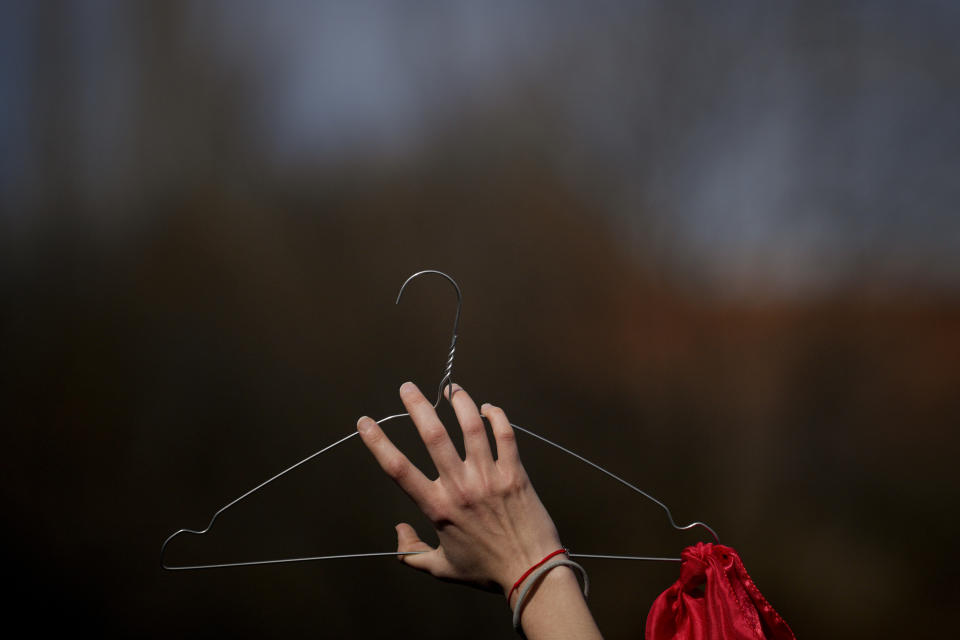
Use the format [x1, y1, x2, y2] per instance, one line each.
[357, 416, 434, 507]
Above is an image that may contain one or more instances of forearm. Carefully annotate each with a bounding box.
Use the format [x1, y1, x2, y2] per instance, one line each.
[511, 566, 603, 640]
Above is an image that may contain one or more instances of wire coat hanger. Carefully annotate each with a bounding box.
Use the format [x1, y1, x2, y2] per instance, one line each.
[160, 270, 717, 570]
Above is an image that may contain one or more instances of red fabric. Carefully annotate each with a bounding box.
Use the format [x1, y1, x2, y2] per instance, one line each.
[646, 543, 795, 640]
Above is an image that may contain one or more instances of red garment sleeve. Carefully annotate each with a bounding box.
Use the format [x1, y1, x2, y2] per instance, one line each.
[646, 543, 796, 640]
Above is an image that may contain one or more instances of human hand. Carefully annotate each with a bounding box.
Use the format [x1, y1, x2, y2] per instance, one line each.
[357, 382, 563, 600]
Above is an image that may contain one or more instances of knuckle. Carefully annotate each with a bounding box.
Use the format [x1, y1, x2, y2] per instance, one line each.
[424, 499, 447, 523]
[500, 470, 528, 495]
[496, 428, 516, 444]
[514, 473, 530, 492]
[385, 456, 409, 480]
[455, 491, 475, 509]
[451, 482, 477, 508]
[462, 419, 485, 437]
[422, 426, 448, 448]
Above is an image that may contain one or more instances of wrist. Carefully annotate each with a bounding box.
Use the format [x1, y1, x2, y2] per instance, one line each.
[509, 558, 591, 633]
[505, 547, 570, 606]
[508, 564, 576, 610]
[499, 532, 565, 595]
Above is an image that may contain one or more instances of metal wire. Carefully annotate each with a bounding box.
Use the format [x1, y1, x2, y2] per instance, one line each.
[509, 424, 720, 549]
[395, 269, 461, 409]
[160, 269, 717, 571]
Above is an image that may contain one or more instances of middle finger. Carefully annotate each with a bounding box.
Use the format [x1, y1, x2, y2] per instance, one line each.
[400, 381, 463, 476]
[444, 383, 494, 469]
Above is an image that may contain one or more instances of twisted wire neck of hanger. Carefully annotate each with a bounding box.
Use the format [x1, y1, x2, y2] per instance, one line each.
[388, 269, 461, 416]
[160, 270, 717, 571]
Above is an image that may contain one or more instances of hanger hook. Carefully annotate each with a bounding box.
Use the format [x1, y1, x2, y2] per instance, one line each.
[395, 269, 462, 408]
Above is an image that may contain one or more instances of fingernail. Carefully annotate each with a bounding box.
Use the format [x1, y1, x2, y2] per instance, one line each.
[357, 417, 373, 434]
[399, 381, 416, 394]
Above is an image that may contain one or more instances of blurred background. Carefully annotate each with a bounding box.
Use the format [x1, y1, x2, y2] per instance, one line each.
[2, 1, 958, 637]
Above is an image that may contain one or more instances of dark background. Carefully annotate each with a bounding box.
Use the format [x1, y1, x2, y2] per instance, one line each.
[2, 1, 958, 638]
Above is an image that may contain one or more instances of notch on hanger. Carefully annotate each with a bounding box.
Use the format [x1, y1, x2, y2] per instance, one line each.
[160, 270, 717, 570]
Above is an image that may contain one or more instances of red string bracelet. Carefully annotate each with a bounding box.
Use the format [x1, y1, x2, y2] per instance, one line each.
[508, 548, 569, 604]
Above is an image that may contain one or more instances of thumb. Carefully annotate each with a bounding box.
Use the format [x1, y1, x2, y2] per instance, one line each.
[395, 522, 444, 575]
